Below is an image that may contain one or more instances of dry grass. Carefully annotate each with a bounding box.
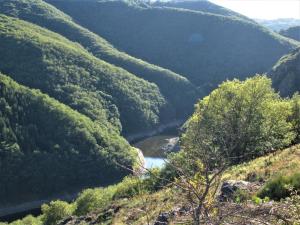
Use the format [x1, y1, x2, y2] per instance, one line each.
[223, 145, 300, 182]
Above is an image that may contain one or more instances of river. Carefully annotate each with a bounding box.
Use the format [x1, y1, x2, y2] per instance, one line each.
[132, 127, 180, 169]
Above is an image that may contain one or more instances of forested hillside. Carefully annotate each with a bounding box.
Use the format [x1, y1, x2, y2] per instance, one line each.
[0, 73, 135, 205]
[0, 0, 198, 120]
[270, 48, 300, 97]
[5, 76, 300, 225]
[0, 15, 175, 135]
[48, 0, 299, 92]
[280, 26, 300, 41]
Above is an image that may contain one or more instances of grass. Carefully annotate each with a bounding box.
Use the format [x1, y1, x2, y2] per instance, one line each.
[223, 144, 300, 182]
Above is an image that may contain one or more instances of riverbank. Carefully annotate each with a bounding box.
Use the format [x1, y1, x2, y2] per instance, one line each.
[0, 193, 77, 222]
[126, 120, 183, 143]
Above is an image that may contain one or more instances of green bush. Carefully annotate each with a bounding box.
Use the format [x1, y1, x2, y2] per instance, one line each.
[9, 215, 42, 225]
[41, 201, 75, 225]
[75, 187, 116, 216]
[258, 173, 300, 200]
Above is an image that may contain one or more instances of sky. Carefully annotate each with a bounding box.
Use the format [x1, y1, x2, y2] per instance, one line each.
[209, 0, 300, 19]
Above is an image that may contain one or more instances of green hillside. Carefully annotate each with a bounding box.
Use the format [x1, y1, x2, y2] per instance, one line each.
[280, 26, 300, 41]
[0, 73, 135, 205]
[48, 0, 299, 93]
[0, 0, 198, 119]
[270, 48, 300, 97]
[0, 14, 174, 136]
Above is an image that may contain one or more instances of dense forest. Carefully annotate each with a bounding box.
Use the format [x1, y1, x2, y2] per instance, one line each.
[48, 0, 298, 92]
[0, 73, 135, 205]
[0, 0, 199, 120]
[280, 26, 300, 41]
[0, 15, 173, 135]
[270, 48, 300, 97]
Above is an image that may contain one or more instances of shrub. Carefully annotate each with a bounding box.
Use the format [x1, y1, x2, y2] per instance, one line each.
[113, 176, 143, 199]
[75, 187, 116, 216]
[9, 215, 42, 225]
[258, 173, 300, 200]
[41, 200, 75, 225]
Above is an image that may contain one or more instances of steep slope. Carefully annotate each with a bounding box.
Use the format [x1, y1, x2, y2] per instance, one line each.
[152, 0, 250, 21]
[0, 15, 173, 136]
[0, 73, 135, 205]
[0, 0, 198, 119]
[270, 48, 300, 97]
[48, 0, 299, 93]
[280, 26, 300, 42]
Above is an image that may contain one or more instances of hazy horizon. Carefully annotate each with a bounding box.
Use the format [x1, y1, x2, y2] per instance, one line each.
[209, 0, 300, 20]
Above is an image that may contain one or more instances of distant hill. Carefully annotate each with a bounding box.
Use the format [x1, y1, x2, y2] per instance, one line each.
[270, 48, 300, 97]
[255, 18, 300, 32]
[0, 73, 134, 205]
[0, 14, 174, 136]
[280, 26, 300, 42]
[152, 0, 251, 21]
[48, 0, 299, 93]
[0, 0, 198, 123]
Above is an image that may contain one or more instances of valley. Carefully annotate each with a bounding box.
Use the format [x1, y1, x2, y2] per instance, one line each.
[0, 0, 300, 224]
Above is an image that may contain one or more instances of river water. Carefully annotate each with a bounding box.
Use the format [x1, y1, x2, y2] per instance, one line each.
[132, 127, 179, 169]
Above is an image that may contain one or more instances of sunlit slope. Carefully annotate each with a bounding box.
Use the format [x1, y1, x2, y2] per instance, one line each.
[0, 0, 199, 119]
[0, 73, 135, 204]
[48, 0, 299, 93]
[0, 15, 173, 135]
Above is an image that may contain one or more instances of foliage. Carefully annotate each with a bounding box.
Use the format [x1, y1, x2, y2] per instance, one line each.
[182, 75, 295, 166]
[258, 173, 300, 200]
[74, 173, 161, 216]
[49, 0, 298, 94]
[0, 14, 170, 135]
[0, 73, 135, 204]
[271, 48, 300, 97]
[0, 0, 198, 123]
[2, 215, 42, 225]
[289, 94, 300, 143]
[41, 201, 75, 225]
[75, 187, 116, 216]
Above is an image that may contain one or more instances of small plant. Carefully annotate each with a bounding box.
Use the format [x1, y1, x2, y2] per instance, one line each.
[233, 189, 251, 203]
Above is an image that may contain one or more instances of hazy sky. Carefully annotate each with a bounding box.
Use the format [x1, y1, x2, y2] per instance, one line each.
[209, 0, 300, 19]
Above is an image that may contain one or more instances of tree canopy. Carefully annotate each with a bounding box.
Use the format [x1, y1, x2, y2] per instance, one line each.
[182, 75, 295, 165]
[0, 73, 136, 205]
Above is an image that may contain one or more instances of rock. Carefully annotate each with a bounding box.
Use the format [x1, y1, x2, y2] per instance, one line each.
[161, 137, 180, 153]
[154, 212, 170, 225]
[218, 180, 252, 202]
[132, 147, 146, 175]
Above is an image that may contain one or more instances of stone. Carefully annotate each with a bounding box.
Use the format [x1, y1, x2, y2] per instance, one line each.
[218, 180, 251, 202]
